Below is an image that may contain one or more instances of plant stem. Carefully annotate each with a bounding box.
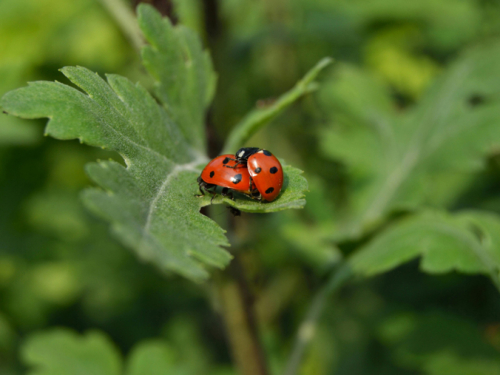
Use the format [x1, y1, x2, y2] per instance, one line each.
[216, 257, 269, 375]
[201, 1, 268, 373]
[99, 0, 145, 52]
[202, 0, 222, 42]
[221, 57, 333, 154]
[283, 264, 352, 375]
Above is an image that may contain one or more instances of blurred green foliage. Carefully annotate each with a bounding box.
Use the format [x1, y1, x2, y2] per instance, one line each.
[2, 0, 500, 374]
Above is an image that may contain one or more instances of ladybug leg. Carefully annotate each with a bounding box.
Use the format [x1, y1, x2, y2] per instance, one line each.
[223, 160, 246, 169]
[221, 157, 238, 168]
[196, 177, 216, 198]
[221, 187, 232, 199]
[251, 190, 262, 201]
[220, 188, 236, 201]
[227, 206, 241, 216]
[195, 176, 205, 197]
[210, 192, 217, 204]
[196, 184, 205, 197]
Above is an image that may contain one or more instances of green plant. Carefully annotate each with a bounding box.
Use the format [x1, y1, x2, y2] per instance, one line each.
[1, 5, 328, 282]
[1, 4, 330, 374]
[2, 2, 500, 375]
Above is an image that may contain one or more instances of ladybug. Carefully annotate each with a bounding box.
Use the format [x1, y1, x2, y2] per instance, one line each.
[227, 147, 284, 202]
[197, 154, 261, 202]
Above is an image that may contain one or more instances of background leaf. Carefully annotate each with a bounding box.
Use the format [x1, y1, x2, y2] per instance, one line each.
[349, 210, 500, 289]
[138, 4, 216, 153]
[222, 57, 332, 154]
[320, 42, 500, 235]
[125, 340, 177, 375]
[377, 311, 500, 375]
[22, 329, 122, 375]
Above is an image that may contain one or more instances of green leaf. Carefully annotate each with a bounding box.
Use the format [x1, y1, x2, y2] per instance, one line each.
[320, 42, 500, 235]
[138, 3, 216, 153]
[424, 353, 500, 375]
[0, 311, 15, 350]
[319, 64, 396, 181]
[0, 5, 313, 281]
[364, 26, 440, 99]
[126, 340, 177, 375]
[349, 210, 500, 290]
[222, 57, 333, 154]
[281, 221, 341, 271]
[378, 311, 500, 375]
[1, 67, 230, 282]
[22, 329, 122, 375]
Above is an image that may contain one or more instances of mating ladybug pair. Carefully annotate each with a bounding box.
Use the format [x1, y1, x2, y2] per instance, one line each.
[197, 147, 284, 203]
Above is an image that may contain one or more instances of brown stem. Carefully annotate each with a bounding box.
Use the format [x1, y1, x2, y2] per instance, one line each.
[201, 1, 268, 373]
[216, 256, 269, 375]
[203, 0, 225, 157]
[202, 0, 221, 42]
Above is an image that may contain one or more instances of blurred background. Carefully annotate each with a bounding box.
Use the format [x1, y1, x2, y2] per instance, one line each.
[2, 0, 500, 374]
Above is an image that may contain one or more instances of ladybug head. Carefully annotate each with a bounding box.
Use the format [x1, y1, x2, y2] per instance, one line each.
[235, 147, 260, 161]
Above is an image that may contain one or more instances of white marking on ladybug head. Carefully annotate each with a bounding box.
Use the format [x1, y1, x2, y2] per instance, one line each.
[238, 151, 245, 157]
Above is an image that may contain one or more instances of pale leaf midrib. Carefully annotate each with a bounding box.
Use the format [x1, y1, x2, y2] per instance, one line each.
[431, 222, 500, 290]
[143, 156, 207, 235]
[359, 62, 473, 226]
[353, 218, 498, 282]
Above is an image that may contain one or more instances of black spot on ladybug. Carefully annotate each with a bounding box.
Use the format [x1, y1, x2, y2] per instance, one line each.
[222, 157, 230, 165]
[263, 150, 272, 156]
[210, 171, 215, 178]
[270, 167, 278, 174]
[232, 174, 242, 184]
[265, 187, 274, 194]
[254, 167, 262, 174]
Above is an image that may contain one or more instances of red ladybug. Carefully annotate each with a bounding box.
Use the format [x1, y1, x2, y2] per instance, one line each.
[197, 154, 261, 202]
[229, 147, 284, 202]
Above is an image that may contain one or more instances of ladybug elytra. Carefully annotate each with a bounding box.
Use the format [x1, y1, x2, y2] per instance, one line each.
[197, 154, 260, 202]
[225, 147, 284, 202]
[196, 148, 284, 206]
[234, 148, 284, 201]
